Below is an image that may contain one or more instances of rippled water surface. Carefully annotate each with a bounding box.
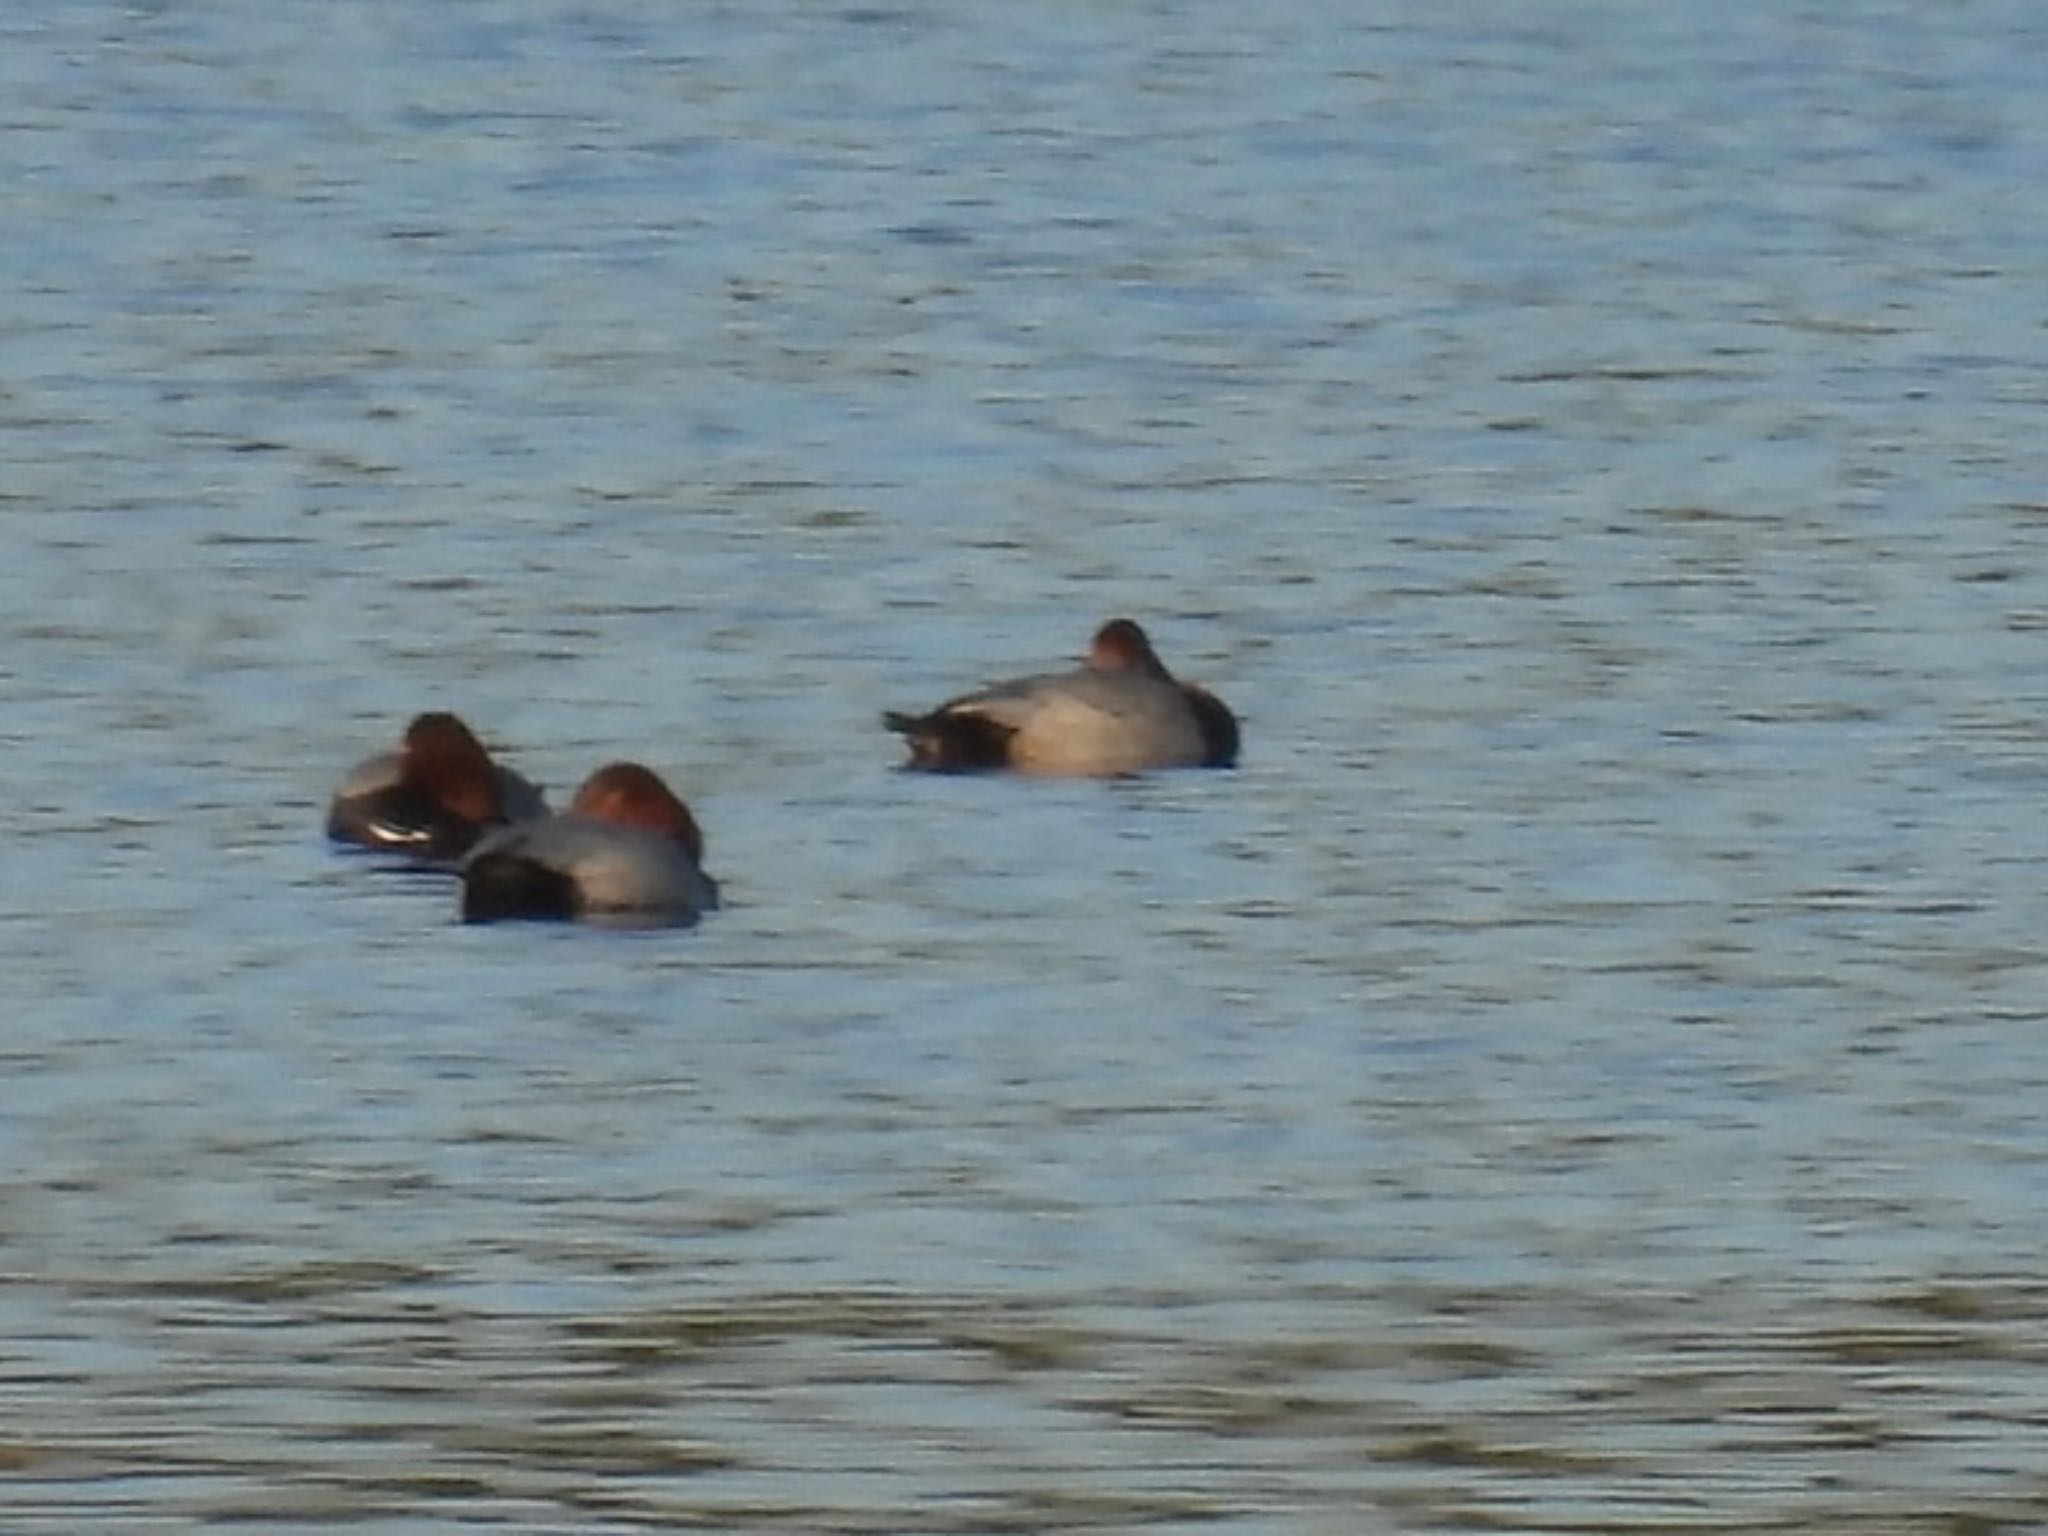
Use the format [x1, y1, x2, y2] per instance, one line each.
[7, 1, 2048, 1530]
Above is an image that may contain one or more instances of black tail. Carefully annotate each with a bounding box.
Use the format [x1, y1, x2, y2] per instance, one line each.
[881, 709, 1015, 772]
[461, 851, 581, 923]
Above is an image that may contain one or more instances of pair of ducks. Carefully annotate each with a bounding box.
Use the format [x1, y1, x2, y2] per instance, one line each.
[327, 619, 1239, 926]
[328, 726, 721, 925]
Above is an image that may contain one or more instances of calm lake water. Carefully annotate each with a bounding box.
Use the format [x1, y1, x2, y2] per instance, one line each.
[6, 1, 2048, 1530]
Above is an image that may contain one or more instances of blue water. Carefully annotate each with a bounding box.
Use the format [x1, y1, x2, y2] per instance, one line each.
[5, 2, 2048, 1530]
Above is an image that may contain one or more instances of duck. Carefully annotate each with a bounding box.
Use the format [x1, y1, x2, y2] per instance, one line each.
[884, 618, 1239, 776]
[326, 712, 548, 860]
[459, 762, 719, 925]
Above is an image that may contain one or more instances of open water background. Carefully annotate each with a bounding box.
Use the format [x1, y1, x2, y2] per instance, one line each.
[5, 1, 2048, 1530]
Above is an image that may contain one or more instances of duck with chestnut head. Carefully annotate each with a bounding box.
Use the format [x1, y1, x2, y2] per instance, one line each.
[327, 712, 548, 861]
[460, 762, 719, 926]
[884, 618, 1238, 777]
